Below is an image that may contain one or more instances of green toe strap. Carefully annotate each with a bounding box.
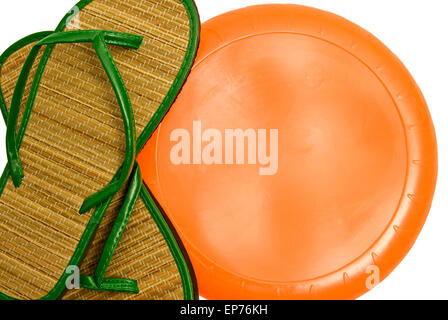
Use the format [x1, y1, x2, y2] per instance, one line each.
[5, 30, 141, 212]
[79, 164, 142, 294]
[78, 164, 196, 298]
[80, 276, 139, 294]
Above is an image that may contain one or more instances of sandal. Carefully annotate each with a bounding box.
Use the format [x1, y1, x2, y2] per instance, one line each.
[0, 0, 199, 300]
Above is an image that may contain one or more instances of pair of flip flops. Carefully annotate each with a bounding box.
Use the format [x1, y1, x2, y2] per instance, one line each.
[0, 0, 199, 300]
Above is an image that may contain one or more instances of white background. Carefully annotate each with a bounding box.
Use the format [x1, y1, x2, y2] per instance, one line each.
[0, 0, 447, 300]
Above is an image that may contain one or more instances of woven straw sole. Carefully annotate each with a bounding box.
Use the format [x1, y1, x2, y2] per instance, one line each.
[0, 0, 198, 300]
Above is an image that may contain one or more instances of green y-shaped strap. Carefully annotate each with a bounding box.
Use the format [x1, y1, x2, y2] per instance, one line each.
[80, 164, 142, 294]
[5, 30, 141, 214]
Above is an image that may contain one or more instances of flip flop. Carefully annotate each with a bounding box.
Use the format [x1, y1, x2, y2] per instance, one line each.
[0, 0, 199, 300]
[138, 4, 438, 300]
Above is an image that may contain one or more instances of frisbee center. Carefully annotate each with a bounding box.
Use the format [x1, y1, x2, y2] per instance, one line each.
[155, 33, 407, 282]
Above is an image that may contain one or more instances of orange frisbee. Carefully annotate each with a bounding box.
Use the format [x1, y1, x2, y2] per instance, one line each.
[138, 5, 438, 299]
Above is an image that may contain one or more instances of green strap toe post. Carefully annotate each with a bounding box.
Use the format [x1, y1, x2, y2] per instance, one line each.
[5, 30, 141, 211]
[78, 164, 197, 298]
[79, 164, 197, 299]
[79, 276, 139, 294]
[93, 164, 142, 292]
[80, 164, 142, 294]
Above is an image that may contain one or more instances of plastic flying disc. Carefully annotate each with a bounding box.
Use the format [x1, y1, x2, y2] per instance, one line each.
[138, 5, 438, 299]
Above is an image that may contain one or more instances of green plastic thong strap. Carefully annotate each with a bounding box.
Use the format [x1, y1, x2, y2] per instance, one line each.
[80, 163, 142, 294]
[5, 30, 142, 214]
